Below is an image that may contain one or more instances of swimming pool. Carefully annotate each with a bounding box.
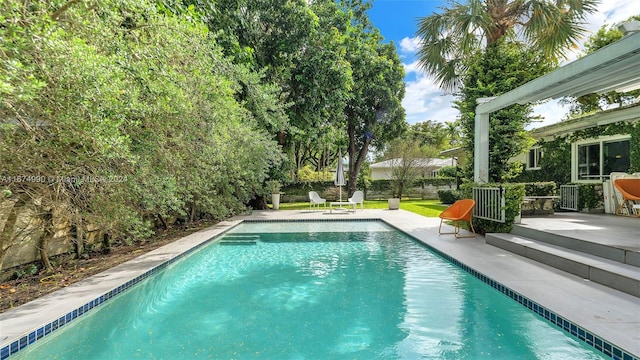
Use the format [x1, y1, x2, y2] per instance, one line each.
[5, 221, 614, 359]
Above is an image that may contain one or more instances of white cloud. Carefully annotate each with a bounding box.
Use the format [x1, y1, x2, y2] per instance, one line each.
[402, 60, 421, 77]
[565, 1, 640, 61]
[528, 100, 570, 130]
[399, 36, 422, 53]
[402, 69, 459, 125]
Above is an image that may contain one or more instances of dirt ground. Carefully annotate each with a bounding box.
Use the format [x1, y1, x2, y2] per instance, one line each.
[0, 220, 218, 313]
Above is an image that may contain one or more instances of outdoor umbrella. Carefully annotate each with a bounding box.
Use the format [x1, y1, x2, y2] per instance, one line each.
[335, 152, 346, 203]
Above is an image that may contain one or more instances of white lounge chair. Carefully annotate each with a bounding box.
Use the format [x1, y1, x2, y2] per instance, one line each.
[309, 191, 327, 210]
[348, 190, 364, 211]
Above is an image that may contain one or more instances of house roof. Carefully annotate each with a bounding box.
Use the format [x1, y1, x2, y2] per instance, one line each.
[370, 158, 455, 168]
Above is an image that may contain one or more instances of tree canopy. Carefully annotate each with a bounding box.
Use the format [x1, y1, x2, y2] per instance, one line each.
[416, 0, 599, 91]
[0, 0, 406, 270]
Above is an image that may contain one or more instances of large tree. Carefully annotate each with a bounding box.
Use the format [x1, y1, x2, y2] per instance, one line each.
[416, 0, 598, 182]
[416, 0, 599, 91]
[340, 0, 406, 195]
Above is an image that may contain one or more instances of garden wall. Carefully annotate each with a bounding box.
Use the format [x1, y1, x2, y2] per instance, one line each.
[0, 199, 102, 271]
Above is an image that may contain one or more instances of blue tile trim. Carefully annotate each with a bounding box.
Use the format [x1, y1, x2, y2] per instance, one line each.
[401, 229, 638, 360]
[1, 225, 226, 360]
[2, 219, 637, 360]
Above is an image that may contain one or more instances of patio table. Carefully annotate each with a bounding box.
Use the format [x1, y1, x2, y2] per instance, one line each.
[329, 201, 356, 213]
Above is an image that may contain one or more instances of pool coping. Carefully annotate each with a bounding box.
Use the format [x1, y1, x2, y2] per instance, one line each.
[1, 210, 638, 359]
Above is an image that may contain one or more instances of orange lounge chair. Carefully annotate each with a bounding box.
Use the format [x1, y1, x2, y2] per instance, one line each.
[439, 199, 476, 238]
[613, 178, 640, 217]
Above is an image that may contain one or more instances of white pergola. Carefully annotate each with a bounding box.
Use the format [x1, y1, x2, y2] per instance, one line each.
[474, 28, 640, 183]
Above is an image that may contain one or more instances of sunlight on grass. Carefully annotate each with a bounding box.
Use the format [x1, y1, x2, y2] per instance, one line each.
[277, 199, 447, 217]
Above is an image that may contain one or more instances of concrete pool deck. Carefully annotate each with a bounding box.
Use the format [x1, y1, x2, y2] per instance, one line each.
[1, 209, 638, 358]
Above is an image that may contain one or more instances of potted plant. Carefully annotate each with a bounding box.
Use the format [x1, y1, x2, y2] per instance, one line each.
[388, 197, 400, 210]
[268, 181, 281, 210]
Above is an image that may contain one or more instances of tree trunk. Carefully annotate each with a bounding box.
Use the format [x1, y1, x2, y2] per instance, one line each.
[347, 122, 371, 195]
[102, 233, 111, 254]
[157, 214, 168, 229]
[73, 208, 84, 258]
[189, 205, 196, 224]
[39, 213, 54, 272]
[249, 196, 268, 210]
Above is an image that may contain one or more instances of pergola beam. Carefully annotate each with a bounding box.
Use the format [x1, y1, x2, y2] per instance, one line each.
[473, 31, 640, 183]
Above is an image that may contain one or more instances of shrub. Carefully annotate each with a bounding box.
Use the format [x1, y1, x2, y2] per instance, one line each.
[438, 190, 459, 204]
[523, 182, 556, 196]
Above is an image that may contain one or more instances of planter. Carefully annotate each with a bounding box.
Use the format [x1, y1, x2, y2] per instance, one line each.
[388, 198, 400, 210]
[271, 193, 281, 210]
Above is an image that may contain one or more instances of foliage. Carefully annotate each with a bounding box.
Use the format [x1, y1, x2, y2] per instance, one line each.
[183, 0, 406, 191]
[0, 0, 405, 272]
[267, 181, 281, 194]
[406, 120, 451, 150]
[415, 0, 598, 91]
[335, 0, 406, 195]
[523, 182, 557, 196]
[437, 190, 460, 205]
[577, 183, 603, 212]
[518, 120, 640, 184]
[0, 0, 285, 270]
[533, 138, 572, 185]
[383, 138, 439, 198]
[457, 41, 553, 182]
[368, 180, 393, 193]
[437, 165, 459, 179]
[631, 124, 640, 173]
[297, 165, 333, 182]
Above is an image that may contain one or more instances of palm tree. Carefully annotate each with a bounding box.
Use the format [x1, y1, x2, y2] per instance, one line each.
[444, 120, 460, 147]
[416, 0, 599, 91]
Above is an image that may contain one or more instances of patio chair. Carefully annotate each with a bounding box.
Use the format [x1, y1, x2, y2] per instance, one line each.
[309, 191, 327, 211]
[348, 190, 364, 211]
[438, 199, 476, 238]
[613, 178, 640, 217]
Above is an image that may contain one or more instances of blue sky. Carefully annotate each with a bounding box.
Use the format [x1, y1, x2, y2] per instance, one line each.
[366, 0, 640, 128]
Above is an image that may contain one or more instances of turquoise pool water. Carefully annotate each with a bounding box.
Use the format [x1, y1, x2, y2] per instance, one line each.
[13, 221, 607, 359]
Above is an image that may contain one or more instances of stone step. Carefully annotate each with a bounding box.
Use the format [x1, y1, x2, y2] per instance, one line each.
[218, 234, 260, 245]
[486, 233, 640, 297]
[511, 224, 640, 267]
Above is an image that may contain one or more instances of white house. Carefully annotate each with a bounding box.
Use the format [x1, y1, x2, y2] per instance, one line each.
[369, 158, 456, 180]
[514, 102, 639, 183]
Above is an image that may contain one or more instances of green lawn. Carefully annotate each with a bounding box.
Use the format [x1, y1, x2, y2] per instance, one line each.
[278, 199, 447, 218]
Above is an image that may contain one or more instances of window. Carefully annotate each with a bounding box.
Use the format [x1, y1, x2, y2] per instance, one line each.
[603, 140, 630, 175]
[527, 147, 543, 170]
[575, 137, 630, 181]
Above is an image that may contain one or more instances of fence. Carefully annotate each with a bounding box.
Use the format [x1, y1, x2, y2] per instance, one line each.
[560, 185, 579, 211]
[472, 187, 505, 223]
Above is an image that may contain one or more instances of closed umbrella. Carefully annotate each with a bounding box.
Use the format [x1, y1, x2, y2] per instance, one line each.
[335, 152, 346, 203]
